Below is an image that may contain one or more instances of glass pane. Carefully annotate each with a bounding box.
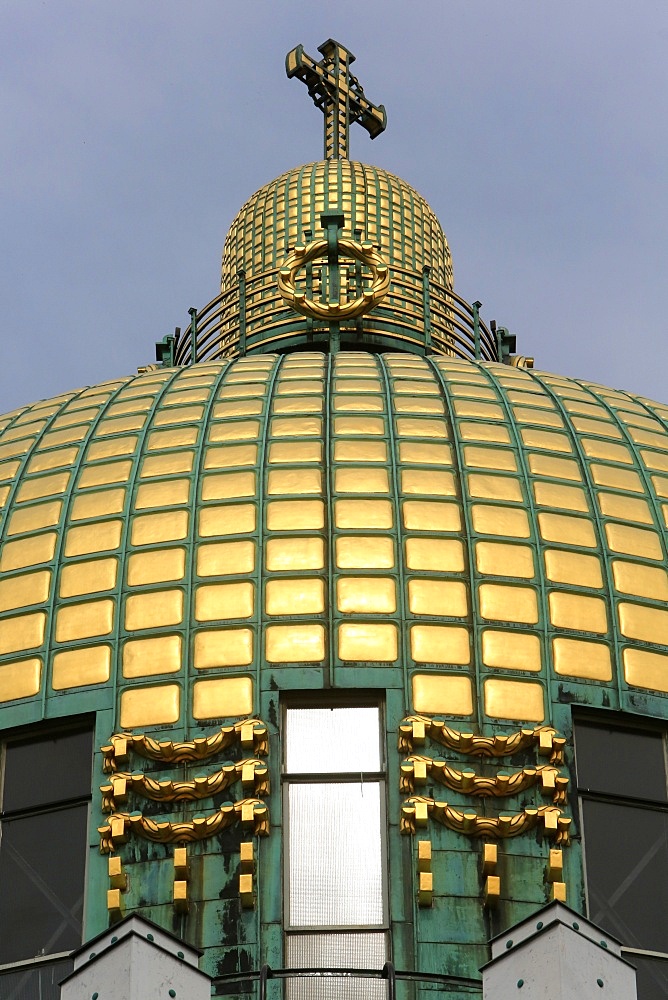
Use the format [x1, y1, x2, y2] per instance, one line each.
[0, 958, 73, 1000]
[625, 953, 668, 1000]
[289, 783, 384, 926]
[286, 708, 381, 774]
[0, 805, 88, 963]
[575, 723, 667, 801]
[583, 799, 668, 952]
[285, 932, 386, 1000]
[3, 729, 93, 811]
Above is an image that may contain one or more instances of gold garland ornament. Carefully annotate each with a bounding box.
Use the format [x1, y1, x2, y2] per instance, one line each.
[278, 237, 390, 320]
[398, 716, 565, 765]
[400, 755, 568, 806]
[400, 795, 571, 845]
[101, 719, 268, 773]
[100, 759, 269, 813]
[99, 798, 269, 854]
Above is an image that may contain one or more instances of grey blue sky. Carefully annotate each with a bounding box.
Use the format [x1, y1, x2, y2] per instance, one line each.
[2, 1, 667, 413]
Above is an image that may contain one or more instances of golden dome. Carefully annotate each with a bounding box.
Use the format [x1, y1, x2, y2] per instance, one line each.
[0, 352, 667, 728]
[217, 161, 455, 357]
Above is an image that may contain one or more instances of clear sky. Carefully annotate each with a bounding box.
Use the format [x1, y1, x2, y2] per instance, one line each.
[2, 1, 667, 413]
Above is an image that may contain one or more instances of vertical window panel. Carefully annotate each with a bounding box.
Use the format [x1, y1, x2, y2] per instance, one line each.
[288, 783, 384, 927]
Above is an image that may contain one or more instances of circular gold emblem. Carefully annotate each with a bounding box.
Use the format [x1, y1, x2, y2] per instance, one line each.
[278, 237, 390, 320]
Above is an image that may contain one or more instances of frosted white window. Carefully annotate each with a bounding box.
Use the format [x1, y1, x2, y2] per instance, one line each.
[284, 703, 388, 990]
[288, 783, 384, 926]
[286, 707, 382, 774]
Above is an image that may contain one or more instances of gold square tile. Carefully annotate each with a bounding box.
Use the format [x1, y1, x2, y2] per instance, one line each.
[208, 420, 260, 443]
[197, 540, 255, 577]
[0, 570, 50, 612]
[123, 634, 183, 677]
[266, 578, 325, 615]
[484, 678, 544, 721]
[60, 558, 117, 597]
[338, 622, 398, 662]
[120, 684, 180, 728]
[336, 577, 396, 614]
[623, 647, 668, 693]
[398, 442, 453, 465]
[266, 499, 325, 531]
[0, 532, 57, 570]
[401, 469, 456, 496]
[125, 590, 184, 630]
[193, 676, 254, 720]
[270, 417, 323, 437]
[198, 503, 255, 537]
[0, 613, 46, 655]
[195, 582, 254, 621]
[598, 493, 653, 525]
[618, 602, 668, 643]
[269, 441, 323, 464]
[334, 416, 385, 436]
[71, 489, 126, 520]
[52, 645, 111, 689]
[468, 475, 523, 503]
[544, 550, 603, 589]
[412, 673, 473, 715]
[410, 625, 470, 664]
[265, 537, 325, 572]
[408, 579, 468, 616]
[612, 560, 668, 601]
[267, 468, 322, 495]
[604, 522, 662, 560]
[548, 591, 607, 634]
[265, 623, 326, 662]
[335, 536, 395, 569]
[202, 471, 256, 501]
[134, 479, 190, 510]
[482, 630, 541, 671]
[0, 658, 42, 703]
[402, 500, 461, 532]
[479, 584, 538, 624]
[395, 418, 447, 439]
[204, 444, 258, 469]
[527, 454, 582, 482]
[64, 520, 123, 557]
[405, 537, 465, 572]
[55, 599, 115, 642]
[127, 548, 186, 586]
[475, 542, 534, 579]
[472, 505, 530, 538]
[335, 467, 389, 494]
[334, 440, 387, 463]
[552, 637, 612, 680]
[194, 629, 254, 668]
[334, 498, 393, 529]
[533, 482, 588, 513]
[132, 510, 189, 545]
[537, 513, 596, 548]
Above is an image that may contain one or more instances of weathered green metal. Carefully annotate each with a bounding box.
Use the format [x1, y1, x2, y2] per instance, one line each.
[0, 354, 667, 987]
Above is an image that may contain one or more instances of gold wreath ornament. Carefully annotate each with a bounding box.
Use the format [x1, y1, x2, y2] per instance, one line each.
[278, 237, 390, 320]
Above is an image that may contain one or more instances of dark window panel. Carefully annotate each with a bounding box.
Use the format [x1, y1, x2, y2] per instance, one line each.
[3, 729, 93, 812]
[582, 799, 668, 954]
[0, 958, 72, 1000]
[575, 723, 667, 802]
[626, 953, 668, 1000]
[0, 805, 88, 964]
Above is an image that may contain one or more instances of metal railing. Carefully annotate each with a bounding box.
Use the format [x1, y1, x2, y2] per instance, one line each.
[212, 963, 482, 998]
[157, 264, 501, 368]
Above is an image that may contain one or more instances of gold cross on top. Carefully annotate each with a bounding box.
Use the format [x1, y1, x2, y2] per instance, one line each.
[286, 39, 387, 161]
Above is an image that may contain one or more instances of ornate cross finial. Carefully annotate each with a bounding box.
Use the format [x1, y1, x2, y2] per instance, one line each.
[286, 38, 387, 160]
